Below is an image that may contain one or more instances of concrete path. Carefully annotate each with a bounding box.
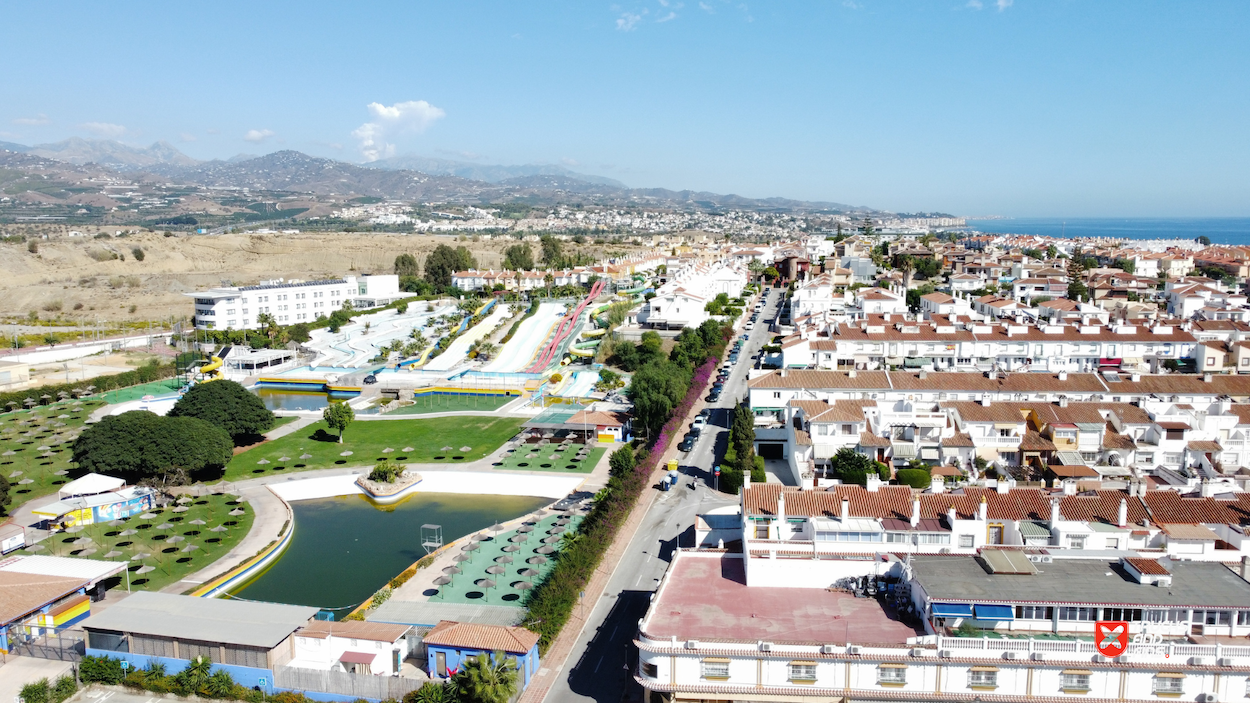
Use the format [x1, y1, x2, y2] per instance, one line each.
[0, 656, 73, 703]
[160, 481, 287, 594]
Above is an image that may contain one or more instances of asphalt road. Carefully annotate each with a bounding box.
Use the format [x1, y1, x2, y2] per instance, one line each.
[543, 287, 782, 703]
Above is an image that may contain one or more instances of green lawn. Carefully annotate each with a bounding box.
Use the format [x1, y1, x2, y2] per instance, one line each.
[0, 398, 109, 510]
[387, 394, 515, 415]
[19, 493, 254, 593]
[491, 445, 605, 474]
[226, 415, 526, 480]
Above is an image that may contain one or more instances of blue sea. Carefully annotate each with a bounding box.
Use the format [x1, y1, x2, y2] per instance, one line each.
[964, 217, 1250, 245]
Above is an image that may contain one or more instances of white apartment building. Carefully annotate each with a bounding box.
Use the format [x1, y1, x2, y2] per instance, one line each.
[188, 275, 401, 330]
[639, 262, 747, 330]
[636, 549, 1250, 703]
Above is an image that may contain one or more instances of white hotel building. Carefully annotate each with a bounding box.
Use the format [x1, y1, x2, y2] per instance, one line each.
[187, 275, 403, 331]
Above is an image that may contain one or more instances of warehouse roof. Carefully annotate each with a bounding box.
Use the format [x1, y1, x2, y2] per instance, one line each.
[80, 592, 318, 649]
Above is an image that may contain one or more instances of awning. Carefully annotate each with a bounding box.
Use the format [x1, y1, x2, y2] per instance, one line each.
[920, 447, 940, 461]
[903, 357, 929, 368]
[891, 443, 916, 459]
[1055, 451, 1085, 465]
[339, 651, 377, 664]
[931, 603, 973, 618]
[974, 604, 1015, 620]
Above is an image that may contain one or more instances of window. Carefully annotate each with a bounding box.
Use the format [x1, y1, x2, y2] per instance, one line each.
[842, 424, 853, 435]
[640, 662, 658, 678]
[1146, 609, 1189, 623]
[1237, 611, 1250, 626]
[755, 523, 769, 539]
[789, 662, 816, 682]
[1067, 535, 1087, 549]
[774, 392, 781, 399]
[1106, 538, 1119, 549]
[1207, 357, 1216, 366]
[1060, 607, 1098, 622]
[1061, 672, 1091, 691]
[1138, 452, 1155, 464]
[1152, 675, 1184, 695]
[1194, 610, 1231, 626]
[1103, 608, 1143, 622]
[1015, 605, 1054, 620]
[1162, 453, 1184, 465]
[959, 535, 974, 548]
[877, 665, 906, 685]
[969, 669, 998, 688]
[701, 659, 729, 680]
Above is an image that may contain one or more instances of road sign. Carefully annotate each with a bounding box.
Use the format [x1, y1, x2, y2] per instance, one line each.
[714, 467, 721, 476]
[258, 678, 268, 687]
[120, 661, 130, 670]
[1096, 621, 1129, 657]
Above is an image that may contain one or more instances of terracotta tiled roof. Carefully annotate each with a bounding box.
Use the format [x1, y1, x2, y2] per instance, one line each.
[1020, 430, 1057, 451]
[1125, 557, 1170, 575]
[1046, 465, 1099, 478]
[1143, 491, 1250, 526]
[794, 428, 812, 446]
[1059, 491, 1150, 525]
[423, 620, 540, 654]
[941, 432, 975, 447]
[1187, 440, 1223, 452]
[1101, 425, 1137, 450]
[859, 432, 892, 447]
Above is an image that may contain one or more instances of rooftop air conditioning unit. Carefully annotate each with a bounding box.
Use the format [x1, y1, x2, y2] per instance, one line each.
[760, 642, 772, 652]
[822, 645, 837, 655]
[1028, 555, 1043, 563]
[1031, 652, 1047, 661]
[1196, 694, 1218, 703]
[685, 640, 699, 649]
[1003, 652, 1019, 660]
[847, 645, 862, 655]
[1093, 654, 1109, 663]
[939, 650, 953, 658]
[1191, 656, 1210, 666]
[1218, 658, 1240, 667]
[911, 648, 925, 657]
[1041, 556, 1053, 563]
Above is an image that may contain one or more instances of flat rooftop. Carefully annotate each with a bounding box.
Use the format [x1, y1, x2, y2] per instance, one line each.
[642, 552, 920, 646]
[911, 555, 1250, 608]
[81, 592, 319, 649]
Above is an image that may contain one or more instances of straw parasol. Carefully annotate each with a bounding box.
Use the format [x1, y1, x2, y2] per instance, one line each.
[278, 456, 291, 462]
[502, 545, 519, 553]
[517, 525, 533, 533]
[512, 581, 533, 591]
[119, 529, 138, 537]
[442, 566, 461, 575]
[339, 451, 353, 457]
[299, 453, 313, 460]
[72, 537, 92, 547]
[189, 519, 207, 526]
[519, 568, 539, 579]
[25, 544, 45, 552]
[167, 535, 186, 545]
[461, 542, 479, 552]
[180, 544, 199, 554]
[433, 576, 452, 586]
[229, 508, 245, 517]
[476, 578, 496, 590]
[382, 448, 394, 453]
[37, 445, 50, 451]
[402, 447, 414, 452]
[208, 526, 228, 533]
[103, 550, 123, 558]
[542, 536, 561, 544]
[78, 548, 98, 557]
[527, 555, 548, 565]
[6, 469, 20, 476]
[471, 533, 486, 542]
[452, 553, 470, 563]
[494, 555, 514, 565]
[537, 546, 555, 554]
[53, 470, 68, 476]
[139, 512, 158, 520]
[548, 526, 566, 534]
[135, 565, 155, 575]
[485, 565, 505, 575]
[257, 459, 270, 465]
[156, 522, 173, 531]
[172, 506, 189, 513]
[509, 534, 527, 543]
[66, 525, 84, 534]
[177, 496, 193, 504]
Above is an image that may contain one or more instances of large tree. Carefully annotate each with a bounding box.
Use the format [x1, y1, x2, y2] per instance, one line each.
[394, 253, 421, 277]
[168, 380, 275, 443]
[424, 245, 478, 290]
[540, 235, 563, 266]
[828, 447, 876, 486]
[322, 401, 355, 443]
[72, 411, 233, 480]
[501, 243, 534, 271]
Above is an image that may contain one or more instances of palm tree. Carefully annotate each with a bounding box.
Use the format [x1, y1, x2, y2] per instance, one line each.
[453, 651, 518, 703]
[544, 273, 555, 298]
[408, 681, 457, 703]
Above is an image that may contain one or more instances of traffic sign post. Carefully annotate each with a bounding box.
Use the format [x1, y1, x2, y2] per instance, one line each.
[1096, 621, 1129, 658]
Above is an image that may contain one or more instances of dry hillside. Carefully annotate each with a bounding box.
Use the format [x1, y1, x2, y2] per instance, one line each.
[0, 230, 629, 324]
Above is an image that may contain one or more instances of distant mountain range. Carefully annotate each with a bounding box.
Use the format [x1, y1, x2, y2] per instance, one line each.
[0, 138, 867, 213]
[365, 154, 626, 188]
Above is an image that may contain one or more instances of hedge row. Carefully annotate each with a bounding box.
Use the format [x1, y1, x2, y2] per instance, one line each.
[0, 360, 176, 410]
[522, 345, 724, 651]
[500, 299, 538, 344]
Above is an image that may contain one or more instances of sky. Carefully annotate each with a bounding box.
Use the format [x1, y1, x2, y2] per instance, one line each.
[1, 1, 1247, 217]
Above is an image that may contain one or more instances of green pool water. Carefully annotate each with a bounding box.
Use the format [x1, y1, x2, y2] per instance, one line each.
[231, 492, 548, 613]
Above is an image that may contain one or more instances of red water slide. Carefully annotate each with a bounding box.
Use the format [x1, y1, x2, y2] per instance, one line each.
[523, 279, 606, 373]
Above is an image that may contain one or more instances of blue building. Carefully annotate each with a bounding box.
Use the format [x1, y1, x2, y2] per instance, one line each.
[422, 620, 541, 689]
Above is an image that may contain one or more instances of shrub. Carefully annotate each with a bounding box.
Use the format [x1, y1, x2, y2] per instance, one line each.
[896, 468, 931, 488]
[368, 460, 403, 483]
[131, 246, 145, 261]
[26, 240, 38, 254]
[80, 654, 126, 685]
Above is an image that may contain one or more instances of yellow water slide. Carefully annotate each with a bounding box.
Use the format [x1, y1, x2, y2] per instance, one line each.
[198, 356, 224, 381]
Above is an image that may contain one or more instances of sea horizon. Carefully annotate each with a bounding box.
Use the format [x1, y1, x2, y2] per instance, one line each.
[964, 216, 1250, 245]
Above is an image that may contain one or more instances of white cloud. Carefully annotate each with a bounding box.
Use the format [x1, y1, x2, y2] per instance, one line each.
[81, 122, 126, 138]
[997, 0, 1012, 9]
[966, 0, 983, 8]
[179, 132, 197, 143]
[657, 10, 677, 21]
[352, 100, 446, 162]
[244, 129, 275, 143]
[842, 0, 860, 8]
[13, 114, 50, 126]
[616, 11, 644, 30]
[561, 157, 580, 167]
[698, 1, 714, 11]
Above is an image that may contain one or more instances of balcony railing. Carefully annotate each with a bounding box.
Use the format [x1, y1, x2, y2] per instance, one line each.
[936, 634, 1250, 660]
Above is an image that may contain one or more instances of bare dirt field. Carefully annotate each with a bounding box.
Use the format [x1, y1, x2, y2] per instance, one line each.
[0, 229, 631, 323]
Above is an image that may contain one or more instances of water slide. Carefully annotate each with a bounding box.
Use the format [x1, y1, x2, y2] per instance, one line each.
[558, 370, 600, 397]
[197, 356, 224, 381]
[423, 304, 511, 372]
[479, 303, 566, 373]
[523, 280, 606, 373]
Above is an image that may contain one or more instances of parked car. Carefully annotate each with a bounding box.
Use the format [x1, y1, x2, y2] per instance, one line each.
[363, 374, 378, 384]
[693, 416, 708, 430]
[707, 391, 721, 402]
[678, 436, 695, 452]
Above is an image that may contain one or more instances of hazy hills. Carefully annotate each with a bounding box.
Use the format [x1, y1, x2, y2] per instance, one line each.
[0, 138, 866, 213]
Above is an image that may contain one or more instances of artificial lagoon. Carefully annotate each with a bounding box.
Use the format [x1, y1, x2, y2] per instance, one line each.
[232, 492, 549, 613]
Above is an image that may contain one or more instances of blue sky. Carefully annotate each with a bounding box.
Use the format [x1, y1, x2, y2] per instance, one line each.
[1, 1, 1246, 217]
